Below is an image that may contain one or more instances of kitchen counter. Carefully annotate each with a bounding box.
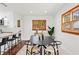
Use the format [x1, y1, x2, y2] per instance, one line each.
[0, 30, 21, 38]
[0, 28, 22, 42]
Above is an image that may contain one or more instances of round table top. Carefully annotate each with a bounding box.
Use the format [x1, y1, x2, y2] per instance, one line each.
[30, 35, 55, 45]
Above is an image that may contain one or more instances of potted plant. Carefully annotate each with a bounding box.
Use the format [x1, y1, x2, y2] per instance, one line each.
[48, 26, 54, 36]
[47, 26, 55, 41]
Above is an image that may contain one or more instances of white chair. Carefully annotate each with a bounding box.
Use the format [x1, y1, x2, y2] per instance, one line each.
[26, 35, 40, 55]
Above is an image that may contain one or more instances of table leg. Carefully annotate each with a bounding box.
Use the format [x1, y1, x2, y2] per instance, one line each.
[40, 46, 42, 55]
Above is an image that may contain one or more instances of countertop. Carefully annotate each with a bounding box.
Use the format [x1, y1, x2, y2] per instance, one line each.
[0, 28, 22, 42]
[0, 30, 21, 38]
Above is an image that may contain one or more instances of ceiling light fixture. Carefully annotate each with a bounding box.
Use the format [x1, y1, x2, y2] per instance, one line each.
[44, 10, 47, 14]
[30, 11, 33, 14]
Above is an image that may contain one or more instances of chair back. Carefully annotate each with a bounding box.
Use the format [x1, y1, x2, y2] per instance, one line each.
[2, 37, 8, 44]
[30, 35, 41, 45]
[18, 33, 21, 37]
[12, 35, 16, 38]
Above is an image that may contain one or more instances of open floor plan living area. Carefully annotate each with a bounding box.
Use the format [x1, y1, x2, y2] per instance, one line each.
[0, 3, 79, 55]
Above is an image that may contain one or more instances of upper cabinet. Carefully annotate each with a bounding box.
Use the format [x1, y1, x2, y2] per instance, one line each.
[4, 17, 8, 26]
[0, 16, 8, 26]
[61, 5, 79, 34]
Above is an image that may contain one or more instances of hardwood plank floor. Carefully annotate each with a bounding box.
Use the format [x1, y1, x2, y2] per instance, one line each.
[3, 40, 25, 55]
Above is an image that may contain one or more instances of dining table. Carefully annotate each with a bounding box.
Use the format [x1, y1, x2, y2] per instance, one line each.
[30, 35, 55, 55]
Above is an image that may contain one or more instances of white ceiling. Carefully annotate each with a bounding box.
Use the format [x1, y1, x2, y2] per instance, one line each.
[0, 3, 64, 16]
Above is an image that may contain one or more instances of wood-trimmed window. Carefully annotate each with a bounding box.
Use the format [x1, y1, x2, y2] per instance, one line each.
[61, 5, 79, 35]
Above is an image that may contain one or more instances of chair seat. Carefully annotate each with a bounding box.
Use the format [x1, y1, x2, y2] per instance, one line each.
[7, 38, 15, 41]
[45, 46, 54, 54]
[15, 37, 19, 38]
[45, 46, 54, 51]
[27, 45, 40, 54]
[0, 42, 6, 46]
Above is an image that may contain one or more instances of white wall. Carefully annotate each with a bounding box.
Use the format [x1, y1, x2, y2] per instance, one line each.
[22, 16, 54, 40]
[0, 11, 22, 42]
[54, 3, 79, 55]
[0, 11, 22, 32]
[0, 11, 14, 28]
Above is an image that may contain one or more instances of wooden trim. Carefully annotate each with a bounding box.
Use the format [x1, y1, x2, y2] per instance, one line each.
[32, 20, 46, 30]
[17, 20, 21, 27]
[61, 4, 79, 35]
[62, 4, 79, 15]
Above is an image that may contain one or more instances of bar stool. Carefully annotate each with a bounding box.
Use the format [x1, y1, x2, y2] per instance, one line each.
[12, 35, 17, 46]
[7, 35, 16, 54]
[0, 37, 8, 55]
[13, 33, 21, 49]
[14, 33, 21, 44]
[18, 33, 21, 43]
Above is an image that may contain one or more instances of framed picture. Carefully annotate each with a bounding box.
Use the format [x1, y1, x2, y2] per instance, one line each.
[17, 20, 20, 27]
[32, 20, 46, 30]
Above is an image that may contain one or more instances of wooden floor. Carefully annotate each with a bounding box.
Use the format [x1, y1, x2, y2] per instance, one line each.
[3, 40, 25, 55]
